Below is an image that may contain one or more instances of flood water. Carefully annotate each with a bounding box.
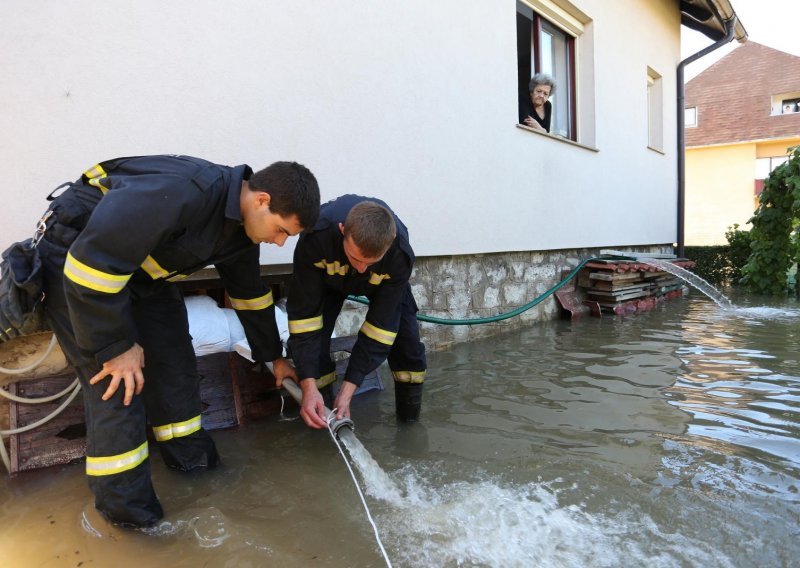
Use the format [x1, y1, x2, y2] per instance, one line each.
[2, 292, 799, 567]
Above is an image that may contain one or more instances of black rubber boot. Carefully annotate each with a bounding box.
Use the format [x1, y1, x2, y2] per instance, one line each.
[158, 429, 220, 472]
[90, 469, 164, 528]
[394, 381, 423, 422]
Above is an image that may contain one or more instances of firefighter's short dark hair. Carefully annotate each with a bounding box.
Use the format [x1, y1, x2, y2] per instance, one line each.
[249, 162, 320, 229]
[343, 201, 396, 257]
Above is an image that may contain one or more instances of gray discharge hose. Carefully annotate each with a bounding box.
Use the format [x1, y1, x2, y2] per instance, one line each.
[281, 378, 355, 436]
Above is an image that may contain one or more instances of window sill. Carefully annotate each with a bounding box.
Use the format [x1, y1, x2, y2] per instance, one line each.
[516, 124, 598, 152]
[647, 145, 666, 155]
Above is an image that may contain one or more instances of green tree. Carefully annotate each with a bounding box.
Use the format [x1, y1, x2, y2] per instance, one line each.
[741, 146, 800, 295]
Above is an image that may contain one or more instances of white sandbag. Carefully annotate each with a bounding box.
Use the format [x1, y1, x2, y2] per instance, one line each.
[185, 295, 231, 356]
[223, 308, 246, 347]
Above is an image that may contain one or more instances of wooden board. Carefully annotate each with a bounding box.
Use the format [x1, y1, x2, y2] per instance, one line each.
[587, 288, 651, 301]
[4, 336, 376, 473]
[588, 271, 645, 282]
[8, 374, 86, 473]
[587, 280, 649, 292]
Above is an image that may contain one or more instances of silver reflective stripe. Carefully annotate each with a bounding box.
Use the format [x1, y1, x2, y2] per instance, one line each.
[85, 441, 149, 477]
[392, 370, 426, 384]
[288, 315, 323, 334]
[141, 255, 170, 279]
[152, 415, 202, 442]
[64, 252, 131, 294]
[229, 291, 274, 311]
[360, 321, 397, 345]
[316, 371, 336, 389]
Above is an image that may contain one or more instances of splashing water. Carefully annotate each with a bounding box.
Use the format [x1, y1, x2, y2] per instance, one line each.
[732, 305, 800, 320]
[637, 257, 734, 309]
[339, 430, 403, 505]
[338, 448, 735, 567]
[336, 432, 736, 567]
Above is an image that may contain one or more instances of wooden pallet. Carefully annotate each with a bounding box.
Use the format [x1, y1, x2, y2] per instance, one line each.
[4, 337, 375, 473]
[575, 258, 691, 316]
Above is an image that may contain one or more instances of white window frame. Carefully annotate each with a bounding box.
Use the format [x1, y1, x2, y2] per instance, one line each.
[685, 106, 697, 128]
[516, 0, 594, 146]
[770, 91, 800, 115]
[647, 67, 663, 152]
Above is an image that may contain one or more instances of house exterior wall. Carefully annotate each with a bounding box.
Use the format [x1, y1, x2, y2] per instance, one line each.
[337, 244, 672, 350]
[1, 1, 682, 346]
[1, 0, 680, 260]
[685, 144, 756, 246]
[756, 139, 800, 159]
[684, 43, 800, 247]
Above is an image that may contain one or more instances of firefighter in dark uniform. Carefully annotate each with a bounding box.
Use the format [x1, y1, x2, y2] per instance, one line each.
[285, 195, 426, 428]
[36, 155, 320, 527]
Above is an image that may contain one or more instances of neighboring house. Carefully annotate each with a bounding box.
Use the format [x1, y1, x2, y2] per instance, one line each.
[0, 0, 745, 349]
[685, 42, 800, 246]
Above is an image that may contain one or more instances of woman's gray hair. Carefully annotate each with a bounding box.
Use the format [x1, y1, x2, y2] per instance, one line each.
[529, 73, 556, 95]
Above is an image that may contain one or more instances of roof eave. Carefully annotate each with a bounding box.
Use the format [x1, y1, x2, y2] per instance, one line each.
[680, 0, 748, 43]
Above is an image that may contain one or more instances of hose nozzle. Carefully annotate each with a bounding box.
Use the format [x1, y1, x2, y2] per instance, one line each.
[328, 415, 355, 436]
[281, 378, 356, 436]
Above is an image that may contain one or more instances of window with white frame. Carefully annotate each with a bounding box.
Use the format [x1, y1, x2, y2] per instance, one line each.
[770, 91, 800, 115]
[647, 68, 663, 152]
[685, 106, 697, 127]
[516, 1, 577, 140]
[781, 98, 800, 114]
[755, 156, 789, 179]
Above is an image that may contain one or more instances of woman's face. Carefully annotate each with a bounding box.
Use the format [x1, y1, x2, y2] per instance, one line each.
[530, 84, 552, 109]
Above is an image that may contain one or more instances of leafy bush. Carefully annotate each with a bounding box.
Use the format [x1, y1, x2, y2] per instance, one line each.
[683, 226, 752, 286]
[741, 146, 800, 295]
[684, 245, 733, 285]
[724, 224, 753, 284]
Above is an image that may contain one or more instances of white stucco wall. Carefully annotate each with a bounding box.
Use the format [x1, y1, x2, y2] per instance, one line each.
[0, 0, 680, 264]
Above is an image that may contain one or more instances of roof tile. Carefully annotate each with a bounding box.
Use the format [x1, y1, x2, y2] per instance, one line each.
[685, 42, 800, 147]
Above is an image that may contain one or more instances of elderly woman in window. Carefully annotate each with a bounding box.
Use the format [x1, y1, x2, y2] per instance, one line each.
[520, 73, 555, 133]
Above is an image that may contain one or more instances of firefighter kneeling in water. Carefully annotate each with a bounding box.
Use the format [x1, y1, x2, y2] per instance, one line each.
[37, 155, 319, 527]
[285, 195, 427, 428]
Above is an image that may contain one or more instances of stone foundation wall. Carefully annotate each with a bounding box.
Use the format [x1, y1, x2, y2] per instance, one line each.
[336, 244, 673, 351]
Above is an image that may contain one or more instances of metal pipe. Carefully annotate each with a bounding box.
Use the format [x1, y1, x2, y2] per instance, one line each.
[281, 378, 355, 435]
[676, 12, 737, 258]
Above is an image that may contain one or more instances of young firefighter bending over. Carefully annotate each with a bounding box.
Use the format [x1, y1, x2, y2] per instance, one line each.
[37, 155, 320, 527]
[284, 195, 427, 428]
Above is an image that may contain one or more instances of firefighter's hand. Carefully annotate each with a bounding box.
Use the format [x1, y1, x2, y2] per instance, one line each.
[333, 381, 357, 421]
[89, 343, 145, 406]
[271, 357, 298, 388]
[299, 378, 329, 429]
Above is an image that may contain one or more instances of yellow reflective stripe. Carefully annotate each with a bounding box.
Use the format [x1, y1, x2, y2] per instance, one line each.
[140, 255, 170, 279]
[288, 315, 323, 334]
[229, 291, 274, 311]
[64, 252, 131, 294]
[85, 441, 148, 477]
[359, 321, 397, 346]
[392, 370, 426, 384]
[313, 259, 349, 276]
[316, 371, 336, 389]
[368, 272, 391, 285]
[152, 415, 202, 442]
[166, 274, 187, 282]
[83, 164, 109, 194]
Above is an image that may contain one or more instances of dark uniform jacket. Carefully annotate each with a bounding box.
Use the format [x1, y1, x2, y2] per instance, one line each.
[519, 98, 552, 132]
[287, 195, 415, 387]
[53, 155, 282, 365]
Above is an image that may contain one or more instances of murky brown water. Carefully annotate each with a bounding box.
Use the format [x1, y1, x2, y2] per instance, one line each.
[2, 292, 799, 567]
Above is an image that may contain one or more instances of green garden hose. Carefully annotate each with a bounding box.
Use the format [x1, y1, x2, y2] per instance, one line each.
[348, 256, 606, 325]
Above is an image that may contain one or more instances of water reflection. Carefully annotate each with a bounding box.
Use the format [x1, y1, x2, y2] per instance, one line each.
[1, 294, 799, 567]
